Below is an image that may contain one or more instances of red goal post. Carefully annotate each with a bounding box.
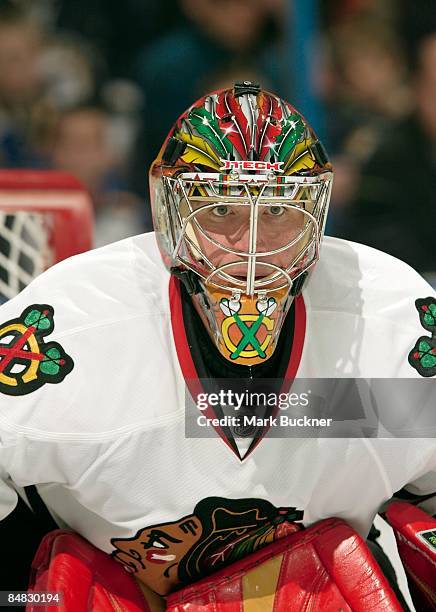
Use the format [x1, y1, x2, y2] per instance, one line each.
[0, 170, 93, 301]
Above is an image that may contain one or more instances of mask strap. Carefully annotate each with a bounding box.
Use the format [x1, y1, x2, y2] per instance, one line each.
[290, 271, 308, 296]
[170, 267, 202, 295]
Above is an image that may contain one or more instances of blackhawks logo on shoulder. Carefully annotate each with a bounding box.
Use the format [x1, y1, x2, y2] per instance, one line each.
[408, 297, 436, 377]
[0, 304, 73, 395]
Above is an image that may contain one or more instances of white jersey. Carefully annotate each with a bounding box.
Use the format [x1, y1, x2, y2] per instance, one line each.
[0, 232, 435, 595]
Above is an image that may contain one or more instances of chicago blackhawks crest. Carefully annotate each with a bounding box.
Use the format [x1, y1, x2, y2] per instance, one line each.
[111, 496, 303, 595]
[219, 296, 277, 361]
[408, 297, 436, 377]
[0, 304, 73, 395]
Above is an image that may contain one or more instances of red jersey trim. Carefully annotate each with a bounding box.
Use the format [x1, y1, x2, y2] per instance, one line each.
[169, 276, 307, 459]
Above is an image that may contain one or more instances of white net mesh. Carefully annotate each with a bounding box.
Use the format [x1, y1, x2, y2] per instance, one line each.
[0, 212, 53, 303]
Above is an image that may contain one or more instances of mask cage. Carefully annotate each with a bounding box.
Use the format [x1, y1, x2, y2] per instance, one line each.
[154, 172, 333, 296]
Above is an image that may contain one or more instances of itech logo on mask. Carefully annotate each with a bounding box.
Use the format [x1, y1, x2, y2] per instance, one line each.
[220, 160, 284, 173]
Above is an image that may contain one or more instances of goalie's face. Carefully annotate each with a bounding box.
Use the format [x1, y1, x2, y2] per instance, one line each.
[163, 174, 328, 296]
[192, 199, 307, 284]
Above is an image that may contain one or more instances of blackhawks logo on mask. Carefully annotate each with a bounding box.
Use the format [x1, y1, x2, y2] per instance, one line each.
[408, 297, 436, 377]
[220, 297, 277, 362]
[0, 304, 74, 395]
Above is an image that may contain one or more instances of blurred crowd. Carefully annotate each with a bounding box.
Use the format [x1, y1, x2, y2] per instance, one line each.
[0, 0, 435, 281]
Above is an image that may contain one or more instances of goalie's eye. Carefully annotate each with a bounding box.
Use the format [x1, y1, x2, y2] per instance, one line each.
[267, 206, 285, 216]
[212, 205, 231, 217]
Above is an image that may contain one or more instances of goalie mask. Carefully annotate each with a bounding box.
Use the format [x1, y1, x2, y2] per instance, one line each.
[150, 82, 333, 365]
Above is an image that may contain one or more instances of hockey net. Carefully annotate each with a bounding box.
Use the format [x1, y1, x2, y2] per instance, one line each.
[0, 170, 93, 302]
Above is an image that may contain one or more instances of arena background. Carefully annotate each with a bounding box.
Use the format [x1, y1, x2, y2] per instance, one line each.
[1, 0, 436, 608]
[0, 0, 435, 282]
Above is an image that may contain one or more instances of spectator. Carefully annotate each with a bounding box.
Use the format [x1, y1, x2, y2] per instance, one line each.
[322, 12, 411, 232]
[0, 2, 50, 168]
[38, 34, 100, 112]
[343, 31, 436, 280]
[54, 0, 177, 81]
[50, 105, 144, 246]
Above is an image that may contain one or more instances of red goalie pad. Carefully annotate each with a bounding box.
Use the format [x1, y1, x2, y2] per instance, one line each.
[166, 517, 403, 612]
[26, 530, 153, 612]
[385, 501, 436, 610]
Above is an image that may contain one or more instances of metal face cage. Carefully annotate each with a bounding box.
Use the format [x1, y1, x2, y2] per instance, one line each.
[154, 171, 333, 296]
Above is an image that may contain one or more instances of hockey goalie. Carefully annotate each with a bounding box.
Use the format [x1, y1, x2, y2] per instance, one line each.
[0, 83, 435, 611]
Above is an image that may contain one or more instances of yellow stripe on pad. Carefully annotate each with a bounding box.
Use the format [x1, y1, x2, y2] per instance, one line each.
[242, 553, 283, 612]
